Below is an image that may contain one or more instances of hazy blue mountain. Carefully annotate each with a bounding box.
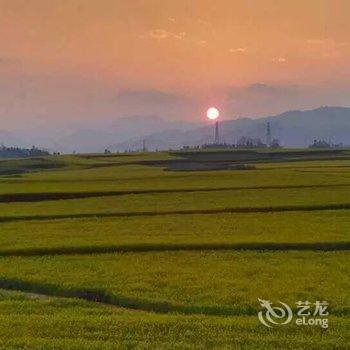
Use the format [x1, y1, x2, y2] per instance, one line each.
[1, 115, 197, 153]
[43, 115, 197, 153]
[112, 107, 350, 151]
[2, 106, 350, 153]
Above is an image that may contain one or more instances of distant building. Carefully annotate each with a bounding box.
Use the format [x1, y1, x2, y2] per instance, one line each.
[309, 139, 331, 148]
[0, 145, 49, 158]
[270, 138, 282, 148]
[236, 137, 266, 148]
[201, 142, 235, 149]
[309, 139, 343, 148]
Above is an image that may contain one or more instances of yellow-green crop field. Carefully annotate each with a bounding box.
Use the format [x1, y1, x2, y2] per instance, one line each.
[0, 149, 349, 349]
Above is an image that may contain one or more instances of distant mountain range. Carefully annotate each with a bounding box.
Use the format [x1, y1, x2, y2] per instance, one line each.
[0, 116, 198, 153]
[111, 106, 350, 151]
[47, 115, 197, 153]
[1, 106, 350, 153]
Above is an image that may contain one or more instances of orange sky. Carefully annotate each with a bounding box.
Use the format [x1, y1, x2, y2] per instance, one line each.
[2, 0, 350, 89]
[0, 0, 350, 127]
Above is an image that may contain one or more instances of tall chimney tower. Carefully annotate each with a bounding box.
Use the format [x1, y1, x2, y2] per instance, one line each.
[215, 121, 219, 144]
[266, 122, 271, 147]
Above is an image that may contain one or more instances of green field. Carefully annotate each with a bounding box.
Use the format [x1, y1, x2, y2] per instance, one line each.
[0, 150, 349, 349]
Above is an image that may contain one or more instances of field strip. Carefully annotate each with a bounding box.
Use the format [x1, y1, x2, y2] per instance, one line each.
[85, 155, 350, 167]
[1, 242, 349, 257]
[262, 164, 350, 170]
[2, 203, 350, 222]
[0, 277, 347, 316]
[1, 183, 350, 202]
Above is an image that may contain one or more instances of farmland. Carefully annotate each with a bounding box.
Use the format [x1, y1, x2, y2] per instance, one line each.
[0, 149, 349, 349]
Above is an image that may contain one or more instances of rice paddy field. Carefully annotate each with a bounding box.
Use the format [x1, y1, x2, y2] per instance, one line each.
[0, 149, 349, 349]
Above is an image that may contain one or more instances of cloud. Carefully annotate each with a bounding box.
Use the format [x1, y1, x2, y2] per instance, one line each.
[272, 57, 287, 63]
[229, 48, 247, 53]
[167, 17, 176, 22]
[147, 29, 186, 40]
[197, 40, 207, 45]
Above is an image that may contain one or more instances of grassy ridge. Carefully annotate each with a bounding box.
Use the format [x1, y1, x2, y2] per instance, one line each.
[0, 210, 348, 251]
[2, 182, 350, 203]
[1, 185, 350, 219]
[3, 202, 350, 223]
[1, 290, 347, 350]
[0, 242, 349, 258]
[0, 278, 259, 316]
[0, 251, 348, 315]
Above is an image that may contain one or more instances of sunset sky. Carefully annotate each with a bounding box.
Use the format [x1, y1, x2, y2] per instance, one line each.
[1, 0, 350, 129]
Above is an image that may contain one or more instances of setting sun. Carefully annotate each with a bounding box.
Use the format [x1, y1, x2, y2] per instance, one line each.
[206, 107, 220, 120]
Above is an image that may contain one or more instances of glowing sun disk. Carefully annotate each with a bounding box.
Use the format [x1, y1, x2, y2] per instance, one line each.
[207, 107, 219, 120]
